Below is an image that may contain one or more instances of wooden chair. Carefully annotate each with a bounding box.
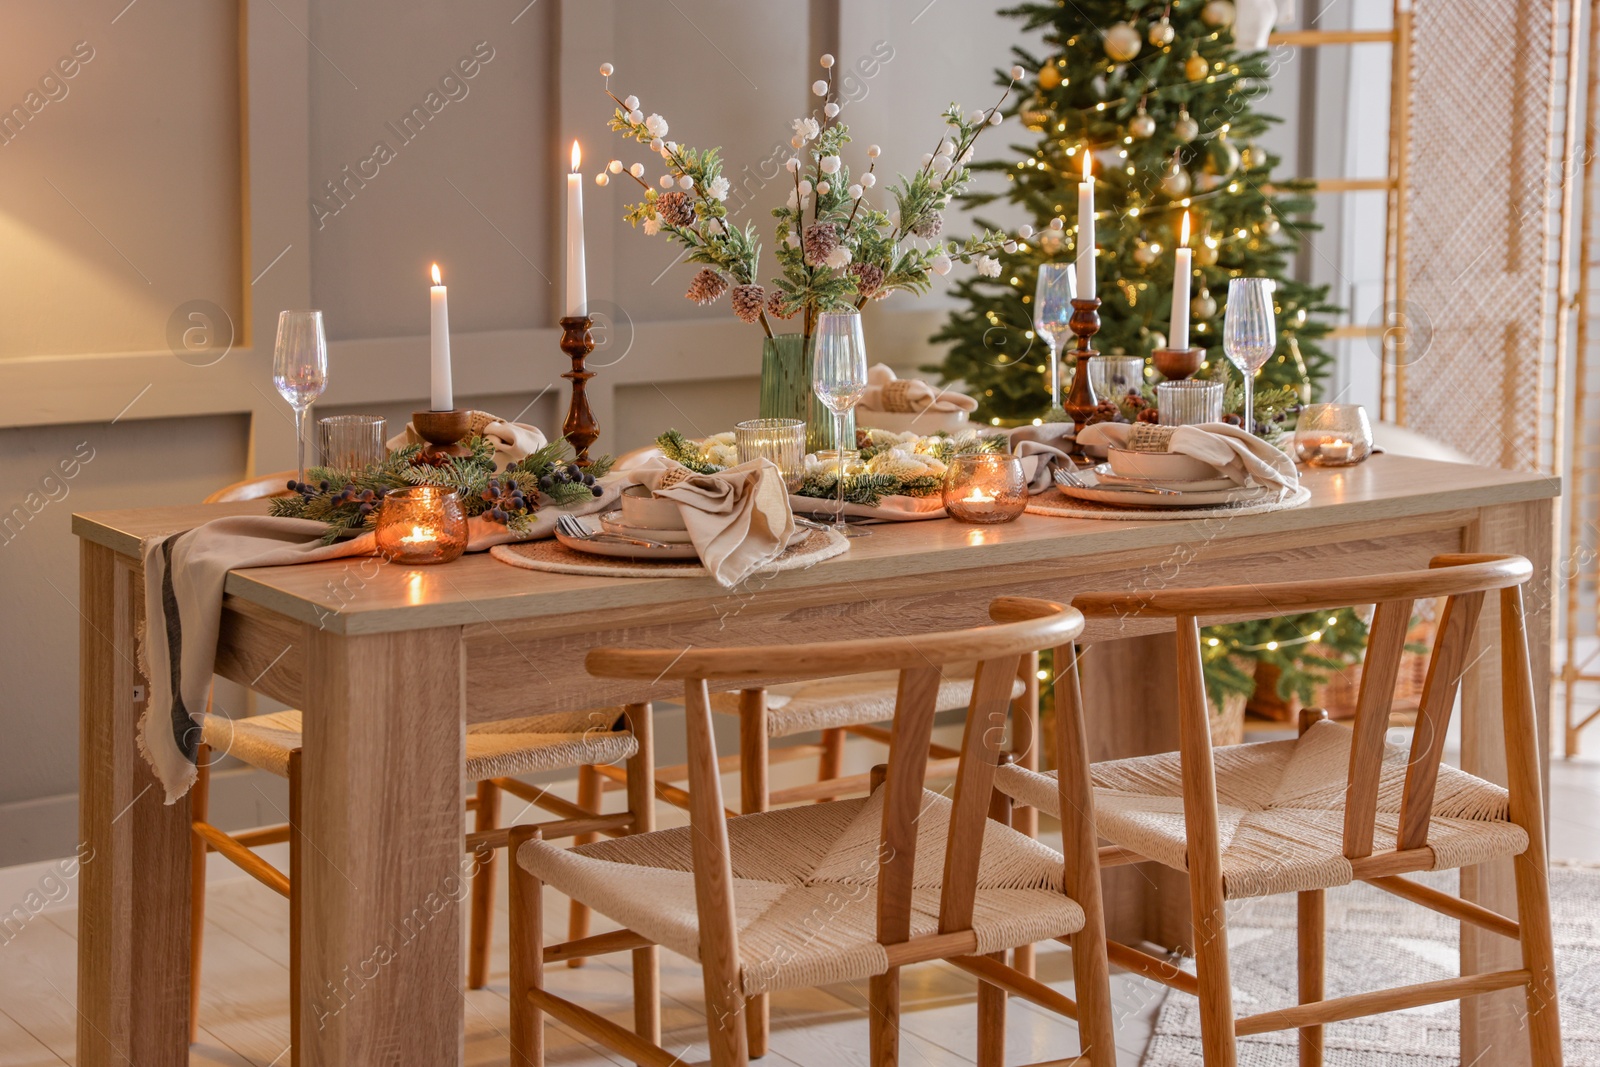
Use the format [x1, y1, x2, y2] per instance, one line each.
[994, 555, 1564, 1067]
[506, 597, 1118, 1067]
[203, 470, 298, 503]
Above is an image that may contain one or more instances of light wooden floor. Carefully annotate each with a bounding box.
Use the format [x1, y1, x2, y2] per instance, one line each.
[4, 738, 1598, 1065]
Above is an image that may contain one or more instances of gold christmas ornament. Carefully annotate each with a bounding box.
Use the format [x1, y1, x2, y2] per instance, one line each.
[1022, 108, 1051, 130]
[1103, 21, 1143, 61]
[1203, 137, 1242, 176]
[1129, 108, 1157, 139]
[1037, 63, 1063, 90]
[1147, 330, 1168, 350]
[1133, 240, 1159, 266]
[1202, 0, 1236, 27]
[1194, 240, 1220, 266]
[1192, 286, 1218, 319]
[1261, 215, 1281, 236]
[1185, 53, 1211, 81]
[1148, 17, 1176, 46]
[1160, 158, 1192, 198]
[1173, 109, 1200, 142]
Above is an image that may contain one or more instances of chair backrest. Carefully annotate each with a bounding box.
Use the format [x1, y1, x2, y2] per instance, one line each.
[205, 470, 299, 504]
[586, 597, 1091, 962]
[1073, 554, 1536, 864]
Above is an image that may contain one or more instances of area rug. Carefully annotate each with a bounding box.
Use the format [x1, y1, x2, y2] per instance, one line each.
[1143, 864, 1600, 1064]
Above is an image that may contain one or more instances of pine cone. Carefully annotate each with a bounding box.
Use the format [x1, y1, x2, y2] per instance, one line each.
[685, 268, 728, 305]
[803, 222, 839, 267]
[656, 190, 694, 228]
[730, 284, 766, 323]
[848, 262, 885, 299]
[911, 211, 943, 239]
[766, 288, 799, 320]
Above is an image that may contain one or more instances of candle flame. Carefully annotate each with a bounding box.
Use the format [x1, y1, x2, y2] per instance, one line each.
[571, 140, 581, 171]
[1081, 149, 1091, 181]
[430, 263, 442, 285]
[963, 487, 997, 504]
[1180, 211, 1191, 246]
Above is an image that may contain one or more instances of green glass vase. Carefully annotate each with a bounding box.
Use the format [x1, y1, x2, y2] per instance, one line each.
[759, 332, 854, 453]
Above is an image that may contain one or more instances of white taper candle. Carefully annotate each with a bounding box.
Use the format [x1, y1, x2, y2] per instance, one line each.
[566, 140, 587, 318]
[429, 263, 452, 411]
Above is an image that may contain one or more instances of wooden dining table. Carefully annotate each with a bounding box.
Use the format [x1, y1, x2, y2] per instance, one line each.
[72, 453, 1558, 1067]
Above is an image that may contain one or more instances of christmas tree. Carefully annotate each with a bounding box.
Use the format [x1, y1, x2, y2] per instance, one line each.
[930, 0, 1338, 426]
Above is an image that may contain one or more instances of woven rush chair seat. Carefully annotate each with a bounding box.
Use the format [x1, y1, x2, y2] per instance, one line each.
[707, 665, 1026, 737]
[201, 708, 638, 780]
[518, 785, 1085, 998]
[996, 718, 1528, 900]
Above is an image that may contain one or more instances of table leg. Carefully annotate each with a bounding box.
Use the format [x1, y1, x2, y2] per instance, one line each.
[298, 625, 466, 1066]
[1459, 498, 1554, 1067]
[1078, 632, 1193, 950]
[77, 542, 191, 1066]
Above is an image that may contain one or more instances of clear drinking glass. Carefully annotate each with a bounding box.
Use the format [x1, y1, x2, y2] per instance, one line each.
[1033, 263, 1076, 417]
[1089, 355, 1146, 403]
[319, 414, 386, 472]
[734, 418, 806, 492]
[811, 310, 871, 537]
[273, 310, 329, 482]
[1156, 380, 1225, 426]
[1222, 278, 1276, 435]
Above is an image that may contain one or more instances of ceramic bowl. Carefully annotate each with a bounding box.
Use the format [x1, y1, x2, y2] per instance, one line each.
[1106, 446, 1220, 483]
[619, 485, 688, 530]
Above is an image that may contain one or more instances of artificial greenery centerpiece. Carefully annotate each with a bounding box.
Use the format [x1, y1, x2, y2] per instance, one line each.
[269, 437, 611, 544]
[655, 427, 1006, 507]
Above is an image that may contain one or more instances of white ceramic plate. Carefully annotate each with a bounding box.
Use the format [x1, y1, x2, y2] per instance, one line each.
[1090, 463, 1237, 494]
[599, 510, 694, 543]
[554, 529, 701, 561]
[556, 523, 811, 562]
[1056, 482, 1272, 509]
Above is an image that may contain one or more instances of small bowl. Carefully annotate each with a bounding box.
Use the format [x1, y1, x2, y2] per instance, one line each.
[1106, 446, 1220, 483]
[619, 485, 688, 530]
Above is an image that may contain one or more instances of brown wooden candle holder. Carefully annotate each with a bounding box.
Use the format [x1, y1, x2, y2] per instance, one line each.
[1061, 297, 1102, 439]
[560, 315, 599, 468]
[411, 408, 473, 459]
[1152, 346, 1205, 381]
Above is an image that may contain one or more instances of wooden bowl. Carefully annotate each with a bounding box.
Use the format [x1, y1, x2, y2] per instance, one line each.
[1106, 446, 1220, 482]
[619, 485, 688, 530]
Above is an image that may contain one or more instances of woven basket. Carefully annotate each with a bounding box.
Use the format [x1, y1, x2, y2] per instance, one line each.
[1209, 656, 1255, 746]
[1246, 600, 1440, 722]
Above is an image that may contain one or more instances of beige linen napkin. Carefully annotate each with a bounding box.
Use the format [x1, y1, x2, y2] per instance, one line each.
[1077, 421, 1299, 492]
[859, 364, 978, 415]
[628, 459, 794, 586]
[387, 410, 547, 471]
[1008, 423, 1077, 493]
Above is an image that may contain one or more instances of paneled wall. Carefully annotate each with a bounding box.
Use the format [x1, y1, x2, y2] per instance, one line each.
[0, 0, 1033, 865]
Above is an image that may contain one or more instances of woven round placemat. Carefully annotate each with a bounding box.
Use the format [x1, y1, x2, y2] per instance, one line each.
[1026, 483, 1311, 521]
[489, 526, 849, 579]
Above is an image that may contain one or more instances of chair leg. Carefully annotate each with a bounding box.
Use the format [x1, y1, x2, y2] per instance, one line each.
[624, 704, 662, 1049]
[1514, 847, 1566, 1065]
[868, 969, 900, 1067]
[469, 779, 501, 989]
[738, 689, 771, 1057]
[818, 726, 845, 784]
[1011, 652, 1040, 979]
[508, 826, 545, 1067]
[188, 744, 212, 1045]
[565, 764, 603, 967]
[288, 749, 303, 1067]
[1297, 889, 1324, 1067]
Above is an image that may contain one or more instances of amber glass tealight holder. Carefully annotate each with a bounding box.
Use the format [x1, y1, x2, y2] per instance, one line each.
[942, 453, 1028, 524]
[375, 486, 467, 564]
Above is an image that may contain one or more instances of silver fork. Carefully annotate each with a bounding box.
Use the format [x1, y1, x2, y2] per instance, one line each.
[1054, 466, 1182, 496]
[555, 513, 671, 548]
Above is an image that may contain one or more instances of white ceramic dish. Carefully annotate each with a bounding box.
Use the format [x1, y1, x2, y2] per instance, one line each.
[554, 529, 701, 561]
[1106, 446, 1221, 483]
[1056, 482, 1271, 509]
[1090, 463, 1236, 493]
[619, 485, 688, 530]
[556, 523, 811, 562]
[599, 511, 694, 543]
